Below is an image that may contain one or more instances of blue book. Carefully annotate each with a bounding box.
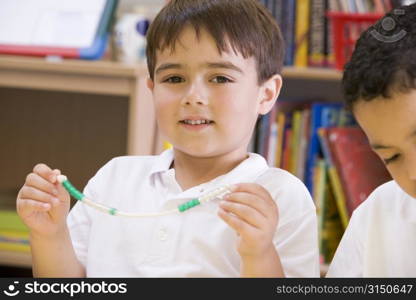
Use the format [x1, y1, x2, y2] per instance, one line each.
[282, 0, 296, 66]
[304, 102, 343, 194]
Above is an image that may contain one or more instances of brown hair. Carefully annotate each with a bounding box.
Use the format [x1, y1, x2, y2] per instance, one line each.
[146, 0, 284, 84]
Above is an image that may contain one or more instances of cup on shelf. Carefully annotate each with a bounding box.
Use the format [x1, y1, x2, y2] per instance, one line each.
[113, 13, 150, 64]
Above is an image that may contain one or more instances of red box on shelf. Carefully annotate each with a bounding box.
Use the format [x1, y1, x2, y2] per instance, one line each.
[327, 12, 383, 70]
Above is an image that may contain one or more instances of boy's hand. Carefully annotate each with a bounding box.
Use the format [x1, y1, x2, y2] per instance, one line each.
[16, 163, 71, 238]
[218, 183, 278, 258]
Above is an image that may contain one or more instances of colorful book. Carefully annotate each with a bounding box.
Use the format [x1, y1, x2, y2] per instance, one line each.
[0, 229, 30, 252]
[317, 127, 350, 229]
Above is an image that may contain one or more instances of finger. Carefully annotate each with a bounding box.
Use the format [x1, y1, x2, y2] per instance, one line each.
[17, 198, 51, 214]
[231, 183, 277, 210]
[219, 200, 265, 229]
[224, 192, 271, 218]
[25, 173, 59, 198]
[19, 186, 60, 207]
[218, 207, 258, 237]
[33, 163, 56, 183]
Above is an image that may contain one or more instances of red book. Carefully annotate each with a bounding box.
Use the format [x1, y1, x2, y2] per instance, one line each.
[326, 127, 392, 215]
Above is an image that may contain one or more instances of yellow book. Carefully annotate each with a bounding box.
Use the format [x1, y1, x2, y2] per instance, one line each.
[290, 110, 302, 175]
[0, 230, 30, 252]
[295, 0, 311, 67]
[321, 179, 344, 263]
[327, 167, 349, 229]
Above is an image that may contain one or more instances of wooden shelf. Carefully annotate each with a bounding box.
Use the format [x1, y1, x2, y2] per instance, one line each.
[282, 67, 342, 81]
[0, 55, 148, 96]
[0, 250, 32, 268]
[0, 55, 155, 156]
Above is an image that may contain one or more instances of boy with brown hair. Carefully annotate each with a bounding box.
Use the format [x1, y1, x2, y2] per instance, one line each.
[17, 0, 319, 277]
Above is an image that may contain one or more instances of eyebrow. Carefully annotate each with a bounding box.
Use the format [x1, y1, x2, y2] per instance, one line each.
[371, 129, 416, 150]
[371, 144, 392, 150]
[155, 63, 182, 75]
[205, 62, 244, 73]
[154, 61, 244, 75]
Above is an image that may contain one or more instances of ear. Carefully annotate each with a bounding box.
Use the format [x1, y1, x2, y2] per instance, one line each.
[147, 77, 154, 92]
[258, 74, 282, 115]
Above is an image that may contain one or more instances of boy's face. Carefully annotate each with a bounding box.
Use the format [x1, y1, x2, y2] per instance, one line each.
[354, 89, 416, 199]
[147, 26, 280, 158]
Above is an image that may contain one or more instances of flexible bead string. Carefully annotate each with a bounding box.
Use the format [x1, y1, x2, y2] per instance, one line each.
[57, 175, 231, 218]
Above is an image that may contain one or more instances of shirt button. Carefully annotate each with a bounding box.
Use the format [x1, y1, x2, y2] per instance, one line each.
[158, 228, 168, 241]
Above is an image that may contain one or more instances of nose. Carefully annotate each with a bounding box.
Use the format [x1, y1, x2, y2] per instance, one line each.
[181, 81, 208, 106]
[182, 95, 207, 106]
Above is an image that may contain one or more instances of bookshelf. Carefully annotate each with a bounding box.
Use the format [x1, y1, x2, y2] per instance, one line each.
[282, 67, 342, 81]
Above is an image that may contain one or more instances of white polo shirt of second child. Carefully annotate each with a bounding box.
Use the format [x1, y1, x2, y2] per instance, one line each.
[67, 149, 319, 277]
[327, 180, 416, 277]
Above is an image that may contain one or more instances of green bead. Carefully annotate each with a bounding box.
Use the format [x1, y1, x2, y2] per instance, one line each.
[109, 208, 117, 215]
[178, 198, 201, 213]
[62, 180, 85, 200]
[178, 204, 186, 212]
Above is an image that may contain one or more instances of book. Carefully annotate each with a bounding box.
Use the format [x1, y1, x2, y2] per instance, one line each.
[0, 230, 30, 252]
[325, 127, 392, 215]
[275, 112, 286, 168]
[294, 0, 311, 67]
[305, 102, 344, 194]
[319, 173, 344, 264]
[314, 158, 327, 263]
[290, 110, 303, 174]
[309, 0, 327, 67]
[317, 127, 350, 229]
[0, 210, 28, 232]
[282, 0, 297, 66]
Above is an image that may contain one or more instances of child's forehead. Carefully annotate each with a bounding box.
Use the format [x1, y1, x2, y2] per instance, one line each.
[156, 25, 242, 59]
[354, 90, 416, 144]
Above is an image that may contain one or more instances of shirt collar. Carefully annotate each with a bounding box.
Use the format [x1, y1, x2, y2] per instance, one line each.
[149, 149, 175, 176]
[149, 149, 269, 186]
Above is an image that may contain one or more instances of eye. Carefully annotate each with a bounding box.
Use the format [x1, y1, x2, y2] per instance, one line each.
[211, 76, 233, 84]
[162, 76, 184, 83]
[384, 153, 400, 165]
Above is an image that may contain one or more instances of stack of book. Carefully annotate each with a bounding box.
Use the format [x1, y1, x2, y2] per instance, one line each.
[259, 0, 405, 68]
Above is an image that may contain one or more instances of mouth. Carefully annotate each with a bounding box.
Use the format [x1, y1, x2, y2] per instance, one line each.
[178, 119, 214, 125]
[178, 118, 215, 130]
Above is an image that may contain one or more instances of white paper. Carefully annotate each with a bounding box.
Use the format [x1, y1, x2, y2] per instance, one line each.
[0, 0, 106, 48]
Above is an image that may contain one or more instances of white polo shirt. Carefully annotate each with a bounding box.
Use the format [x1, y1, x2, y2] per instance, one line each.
[327, 180, 416, 277]
[67, 149, 319, 277]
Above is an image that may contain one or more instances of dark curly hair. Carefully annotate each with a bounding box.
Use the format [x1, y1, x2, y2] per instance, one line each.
[343, 3, 416, 110]
[146, 0, 284, 84]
